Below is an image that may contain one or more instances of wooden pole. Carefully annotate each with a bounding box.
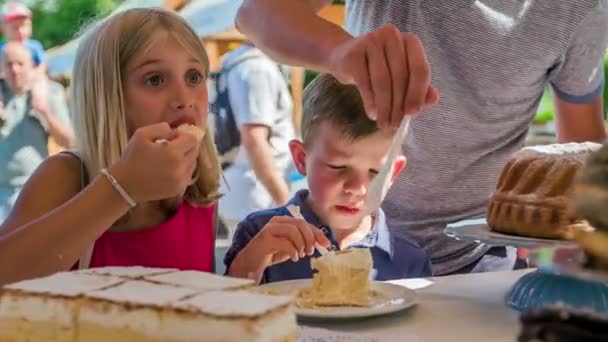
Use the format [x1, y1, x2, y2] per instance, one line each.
[290, 67, 305, 136]
[163, 0, 189, 11]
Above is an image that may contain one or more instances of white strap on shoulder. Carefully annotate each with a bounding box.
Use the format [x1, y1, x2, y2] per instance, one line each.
[78, 245, 94, 270]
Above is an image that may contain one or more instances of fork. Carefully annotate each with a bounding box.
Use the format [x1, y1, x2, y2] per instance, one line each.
[286, 204, 331, 256]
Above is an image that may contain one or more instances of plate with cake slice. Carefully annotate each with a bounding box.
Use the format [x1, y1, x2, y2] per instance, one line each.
[254, 249, 417, 320]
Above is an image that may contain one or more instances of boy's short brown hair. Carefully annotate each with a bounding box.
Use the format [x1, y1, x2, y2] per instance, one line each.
[301, 73, 379, 145]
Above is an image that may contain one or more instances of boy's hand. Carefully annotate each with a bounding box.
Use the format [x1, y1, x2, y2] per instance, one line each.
[253, 216, 331, 265]
[228, 216, 331, 282]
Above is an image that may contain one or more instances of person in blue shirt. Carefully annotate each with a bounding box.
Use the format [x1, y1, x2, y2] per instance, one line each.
[224, 73, 432, 284]
[0, 3, 46, 70]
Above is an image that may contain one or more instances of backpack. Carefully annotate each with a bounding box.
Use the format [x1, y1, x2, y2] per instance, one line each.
[208, 53, 262, 169]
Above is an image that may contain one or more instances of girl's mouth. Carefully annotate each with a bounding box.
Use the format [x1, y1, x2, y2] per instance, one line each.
[169, 116, 196, 129]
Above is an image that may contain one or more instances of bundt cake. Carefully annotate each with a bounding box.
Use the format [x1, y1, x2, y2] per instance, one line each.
[573, 143, 608, 232]
[487, 142, 601, 240]
[572, 143, 608, 269]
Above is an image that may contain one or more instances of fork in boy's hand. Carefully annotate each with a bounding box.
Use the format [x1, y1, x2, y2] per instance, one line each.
[286, 204, 334, 256]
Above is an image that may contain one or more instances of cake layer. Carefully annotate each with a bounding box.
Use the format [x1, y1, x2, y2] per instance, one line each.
[515, 142, 602, 159]
[0, 272, 124, 342]
[304, 266, 371, 307]
[144, 270, 254, 292]
[0, 319, 74, 342]
[79, 289, 296, 342]
[312, 249, 372, 269]
[0, 293, 76, 327]
[79, 322, 296, 342]
[0, 272, 123, 325]
[84, 280, 197, 307]
[3, 271, 123, 296]
[304, 249, 372, 307]
[174, 290, 293, 317]
[79, 266, 177, 279]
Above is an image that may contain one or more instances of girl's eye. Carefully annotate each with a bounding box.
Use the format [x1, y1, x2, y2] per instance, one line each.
[187, 71, 203, 85]
[369, 169, 379, 176]
[145, 75, 164, 87]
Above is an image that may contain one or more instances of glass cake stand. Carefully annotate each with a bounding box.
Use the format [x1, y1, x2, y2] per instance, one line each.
[445, 219, 608, 313]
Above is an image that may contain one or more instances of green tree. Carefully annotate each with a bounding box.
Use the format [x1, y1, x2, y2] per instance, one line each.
[0, 0, 122, 49]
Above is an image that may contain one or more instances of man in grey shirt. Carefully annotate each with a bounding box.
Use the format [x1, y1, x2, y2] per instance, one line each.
[219, 43, 295, 229]
[0, 42, 73, 222]
[236, 0, 608, 274]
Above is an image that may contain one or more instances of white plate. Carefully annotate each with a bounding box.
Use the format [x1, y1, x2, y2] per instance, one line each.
[444, 218, 576, 249]
[254, 279, 417, 320]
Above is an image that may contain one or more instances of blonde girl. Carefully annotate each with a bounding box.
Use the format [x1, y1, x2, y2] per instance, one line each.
[0, 8, 222, 285]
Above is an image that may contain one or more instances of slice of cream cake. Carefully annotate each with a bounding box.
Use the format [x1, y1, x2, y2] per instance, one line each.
[300, 248, 373, 307]
[144, 270, 254, 292]
[0, 272, 123, 342]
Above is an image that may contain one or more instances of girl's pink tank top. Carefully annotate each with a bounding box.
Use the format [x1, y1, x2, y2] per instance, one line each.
[87, 202, 215, 271]
[62, 150, 216, 272]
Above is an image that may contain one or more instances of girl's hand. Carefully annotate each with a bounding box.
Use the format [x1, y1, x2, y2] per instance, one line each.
[109, 122, 200, 203]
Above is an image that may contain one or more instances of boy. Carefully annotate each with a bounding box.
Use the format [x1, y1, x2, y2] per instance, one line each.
[224, 73, 431, 284]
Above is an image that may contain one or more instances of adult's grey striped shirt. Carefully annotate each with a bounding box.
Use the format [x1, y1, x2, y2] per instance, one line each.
[345, 0, 608, 275]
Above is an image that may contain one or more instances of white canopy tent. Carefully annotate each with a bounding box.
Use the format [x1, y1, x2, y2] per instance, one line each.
[179, 0, 241, 38]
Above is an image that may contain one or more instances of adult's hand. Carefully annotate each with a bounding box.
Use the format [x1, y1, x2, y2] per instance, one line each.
[325, 24, 439, 127]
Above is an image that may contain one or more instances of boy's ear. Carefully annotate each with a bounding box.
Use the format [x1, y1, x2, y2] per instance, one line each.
[289, 139, 307, 176]
[389, 156, 406, 183]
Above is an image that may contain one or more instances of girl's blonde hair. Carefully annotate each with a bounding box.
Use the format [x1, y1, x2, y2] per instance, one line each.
[72, 8, 221, 207]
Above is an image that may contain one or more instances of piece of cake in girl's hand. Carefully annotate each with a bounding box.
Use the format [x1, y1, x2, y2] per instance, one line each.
[177, 123, 205, 143]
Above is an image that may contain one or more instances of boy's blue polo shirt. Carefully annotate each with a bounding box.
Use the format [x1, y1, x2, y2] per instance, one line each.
[224, 190, 432, 283]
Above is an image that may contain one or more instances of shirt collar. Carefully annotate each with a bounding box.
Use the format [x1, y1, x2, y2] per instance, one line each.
[286, 189, 324, 227]
[286, 189, 393, 256]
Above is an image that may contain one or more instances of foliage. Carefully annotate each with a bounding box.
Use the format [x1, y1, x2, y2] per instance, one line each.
[0, 0, 122, 49]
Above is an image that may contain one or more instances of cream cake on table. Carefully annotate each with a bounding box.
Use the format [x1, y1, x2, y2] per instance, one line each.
[144, 270, 253, 291]
[0, 267, 296, 342]
[299, 248, 373, 307]
[0, 271, 123, 342]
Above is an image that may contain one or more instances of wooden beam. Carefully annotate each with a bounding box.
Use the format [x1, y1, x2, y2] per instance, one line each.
[203, 40, 221, 72]
[206, 28, 246, 41]
[290, 67, 305, 135]
[163, 0, 189, 11]
[319, 4, 345, 26]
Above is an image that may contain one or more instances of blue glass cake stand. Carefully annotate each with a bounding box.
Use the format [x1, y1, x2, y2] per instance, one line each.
[445, 219, 608, 313]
